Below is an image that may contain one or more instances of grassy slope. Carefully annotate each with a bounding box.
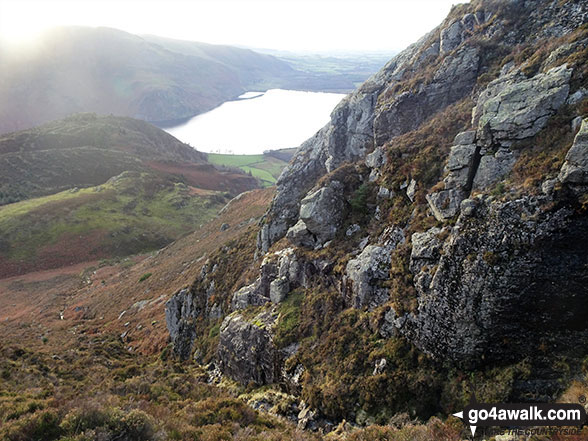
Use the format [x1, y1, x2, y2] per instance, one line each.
[0, 171, 228, 278]
[207, 148, 296, 186]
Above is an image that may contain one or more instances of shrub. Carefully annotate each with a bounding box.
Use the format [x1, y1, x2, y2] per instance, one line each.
[138, 272, 152, 282]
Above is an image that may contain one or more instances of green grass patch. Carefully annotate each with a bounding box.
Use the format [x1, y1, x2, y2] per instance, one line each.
[273, 289, 304, 348]
[207, 149, 295, 187]
[0, 171, 227, 270]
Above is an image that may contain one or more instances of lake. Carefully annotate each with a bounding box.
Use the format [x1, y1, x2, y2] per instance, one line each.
[163, 89, 346, 155]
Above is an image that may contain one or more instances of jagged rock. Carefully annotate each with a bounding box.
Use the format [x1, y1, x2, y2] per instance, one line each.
[365, 147, 387, 169]
[345, 231, 404, 309]
[475, 64, 572, 143]
[208, 303, 222, 320]
[473, 147, 517, 190]
[406, 179, 417, 202]
[372, 358, 387, 375]
[231, 283, 267, 310]
[297, 402, 318, 431]
[410, 227, 443, 272]
[440, 13, 484, 54]
[346, 224, 361, 236]
[559, 118, 588, 184]
[460, 198, 477, 217]
[447, 143, 477, 172]
[286, 219, 316, 248]
[217, 310, 280, 386]
[165, 288, 201, 360]
[426, 189, 465, 221]
[542, 178, 558, 196]
[299, 181, 348, 245]
[454, 130, 477, 145]
[374, 46, 480, 145]
[220, 223, 229, 231]
[572, 116, 583, 132]
[377, 186, 391, 199]
[567, 88, 588, 105]
[270, 277, 289, 303]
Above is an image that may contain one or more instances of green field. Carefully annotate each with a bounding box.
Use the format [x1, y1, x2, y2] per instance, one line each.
[207, 149, 296, 187]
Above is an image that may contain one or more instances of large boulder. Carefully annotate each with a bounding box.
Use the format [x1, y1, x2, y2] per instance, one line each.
[217, 310, 281, 386]
[298, 181, 348, 245]
[345, 228, 405, 309]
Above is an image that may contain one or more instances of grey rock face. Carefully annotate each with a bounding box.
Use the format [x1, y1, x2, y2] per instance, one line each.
[286, 219, 316, 248]
[426, 189, 465, 221]
[559, 118, 588, 184]
[440, 13, 485, 54]
[299, 181, 348, 245]
[473, 147, 517, 190]
[217, 311, 280, 386]
[231, 283, 267, 310]
[165, 288, 201, 360]
[345, 245, 392, 309]
[270, 277, 290, 304]
[475, 64, 572, 144]
[404, 196, 588, 364]
[410, 228, 443, 269]
[345, 229, 405, 309]
[426, 131, 479, 220]
[374, 46, 480, 146]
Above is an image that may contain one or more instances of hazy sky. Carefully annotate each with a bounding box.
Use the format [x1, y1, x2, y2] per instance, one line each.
[0, 0, 461, 52]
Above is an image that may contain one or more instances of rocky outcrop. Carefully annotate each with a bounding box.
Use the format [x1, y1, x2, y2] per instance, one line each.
[427, 63, 573, 220]
[405, 194, 588, 364]
[559, 118, 588, 184]
[217, 310, 281, 386]
[165, 288, 202, 360]
[474, 65, 572, 144]
[345, 228, 405, 309]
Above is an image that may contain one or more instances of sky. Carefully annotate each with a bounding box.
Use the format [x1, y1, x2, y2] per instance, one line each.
[0, 0, 461, 52]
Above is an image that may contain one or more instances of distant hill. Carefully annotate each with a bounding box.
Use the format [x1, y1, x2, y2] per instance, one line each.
[0, 113, 258, 204]
[0, 113, 260, 277]
[0, 27, 298, 133]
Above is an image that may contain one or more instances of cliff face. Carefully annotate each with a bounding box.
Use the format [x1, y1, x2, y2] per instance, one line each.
[167, 0, 588, 427]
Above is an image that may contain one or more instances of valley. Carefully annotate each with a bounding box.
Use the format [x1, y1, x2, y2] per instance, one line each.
[1, 0, 588, 440]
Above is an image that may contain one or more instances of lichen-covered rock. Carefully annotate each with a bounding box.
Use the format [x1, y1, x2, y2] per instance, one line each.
[270, 276, 290, 303]
[231, 283, 267, 310]
[472, 147, 517, 190]
[345, 230, 405, 309]
[286, 219, 316, 248]
[165, 288, 201, 360]
[426, 189, 465, 221]
[559, 118, 588, 184]
[475, 64, 572, 144]
[410, 228, 443, 271]
[404, 195, 588, 365]
[217, 310, 280, 386]
[299, 181, 348, 245]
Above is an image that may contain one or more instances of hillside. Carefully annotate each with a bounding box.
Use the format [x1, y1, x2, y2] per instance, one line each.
[0, 113, 257, 204]
[2, 0, 588, 440]
[167, 0, 588, 436]
[0, 27, 299, 133]
[0, 113, 259, 278]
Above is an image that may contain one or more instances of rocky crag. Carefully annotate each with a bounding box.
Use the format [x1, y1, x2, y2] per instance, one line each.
[167, 0, 588, 430]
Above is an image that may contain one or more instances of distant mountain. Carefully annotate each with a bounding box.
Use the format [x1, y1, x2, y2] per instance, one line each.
[0, 27, 298, 133]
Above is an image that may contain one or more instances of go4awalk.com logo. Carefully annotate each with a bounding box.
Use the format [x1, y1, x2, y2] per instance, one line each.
[452, 395, 587, 437]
